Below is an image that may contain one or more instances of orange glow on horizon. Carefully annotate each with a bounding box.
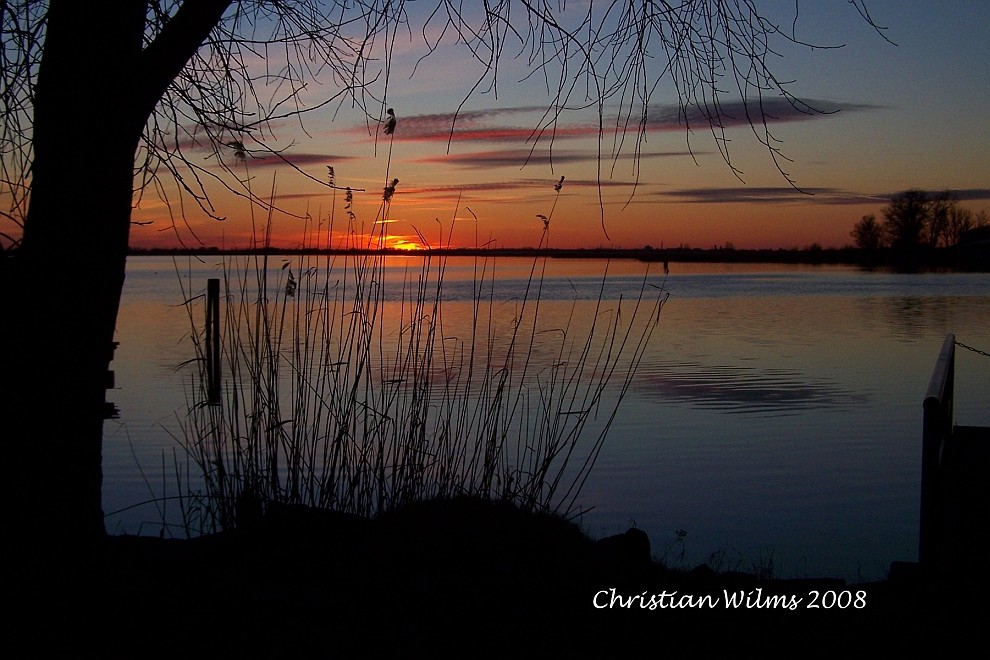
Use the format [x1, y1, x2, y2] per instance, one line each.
[385, 235, 426, 251]
[126, 199, 882, 252]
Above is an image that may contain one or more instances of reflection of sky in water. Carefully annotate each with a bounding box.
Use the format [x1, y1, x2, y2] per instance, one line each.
[636, 360, 862, 416]
[106, 257, 990, 579]
[579, 275, 990, 581]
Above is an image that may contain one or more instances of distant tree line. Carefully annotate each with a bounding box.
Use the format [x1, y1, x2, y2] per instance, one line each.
[851, 190, 988, 268]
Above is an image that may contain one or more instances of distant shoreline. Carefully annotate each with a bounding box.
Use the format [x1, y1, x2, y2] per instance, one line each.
[126, 245, 988, 270]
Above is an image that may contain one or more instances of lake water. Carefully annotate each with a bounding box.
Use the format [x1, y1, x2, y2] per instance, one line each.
[104, 256, 990, 581]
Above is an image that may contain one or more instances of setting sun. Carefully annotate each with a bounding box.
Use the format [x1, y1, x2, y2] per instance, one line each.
[387, 236, 426, 251]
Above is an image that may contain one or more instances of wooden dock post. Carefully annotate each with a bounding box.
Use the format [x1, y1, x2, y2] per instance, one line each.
[206, 278, 221, 405]
[917, 333, 990, 581]
[920, 333, 955, 570]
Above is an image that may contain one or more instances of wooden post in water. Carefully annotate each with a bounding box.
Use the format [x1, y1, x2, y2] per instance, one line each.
[206, 278, 221, 405]
[920, 333, 955, 569]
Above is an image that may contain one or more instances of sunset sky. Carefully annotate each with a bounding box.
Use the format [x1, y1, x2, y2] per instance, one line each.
[126, 1, 990, 251]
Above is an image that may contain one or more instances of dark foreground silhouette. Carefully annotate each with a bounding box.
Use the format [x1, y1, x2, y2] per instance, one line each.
[11, 497, 987, 654]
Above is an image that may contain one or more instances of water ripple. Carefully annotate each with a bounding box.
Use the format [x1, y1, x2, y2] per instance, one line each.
[637, 360, 863, 416]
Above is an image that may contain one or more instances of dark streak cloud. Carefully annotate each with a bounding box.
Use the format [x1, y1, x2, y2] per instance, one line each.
[377, 98, 876, 146]
[408, 181, 539, 195]
[413, 149, 589, 168]
[874, 188, 990, 202]
[408, 178, 641, 197]
[363, 106, 550, 143]
[247, 152, 355, 168]
[660, 186, 990, 206]
[951, 188, 990, 201]
[648, 98, 881, 130]
[656, 187, 884, 205]
[414, 148, 697, 169]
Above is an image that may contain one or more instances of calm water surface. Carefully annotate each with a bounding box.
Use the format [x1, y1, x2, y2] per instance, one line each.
[105, 257, 990, 580]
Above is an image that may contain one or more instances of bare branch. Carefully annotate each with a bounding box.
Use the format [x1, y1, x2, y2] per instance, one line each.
[1, 1, 890, 249]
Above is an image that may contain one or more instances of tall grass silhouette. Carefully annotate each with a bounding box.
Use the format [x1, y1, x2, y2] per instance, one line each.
[176, 172, 666, 533]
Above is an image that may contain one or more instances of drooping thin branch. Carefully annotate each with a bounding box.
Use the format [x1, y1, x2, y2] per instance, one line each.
[1, 1, 889, 249]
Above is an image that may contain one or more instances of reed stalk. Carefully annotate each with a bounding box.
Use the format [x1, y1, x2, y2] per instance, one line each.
[176, 182, 667, 533]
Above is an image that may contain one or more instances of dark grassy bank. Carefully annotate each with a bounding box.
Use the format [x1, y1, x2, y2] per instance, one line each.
[11, 497, 986, 655]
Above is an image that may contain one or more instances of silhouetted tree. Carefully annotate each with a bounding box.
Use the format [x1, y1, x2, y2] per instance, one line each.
[925, 191, 955, 249]
[944, 206, 975, 247]
[0, 1, 890, 551]
[882, 189, 931, 252]
[851, 213, 884, 251]
[880, 189, 975, 254]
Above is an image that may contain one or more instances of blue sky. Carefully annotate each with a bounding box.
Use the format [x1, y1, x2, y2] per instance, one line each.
[126, 1, 990, 250]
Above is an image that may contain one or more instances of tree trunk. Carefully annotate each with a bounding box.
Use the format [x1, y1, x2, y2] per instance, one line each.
[3, 1, 234, 561]
[4, 3, 149, 554]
